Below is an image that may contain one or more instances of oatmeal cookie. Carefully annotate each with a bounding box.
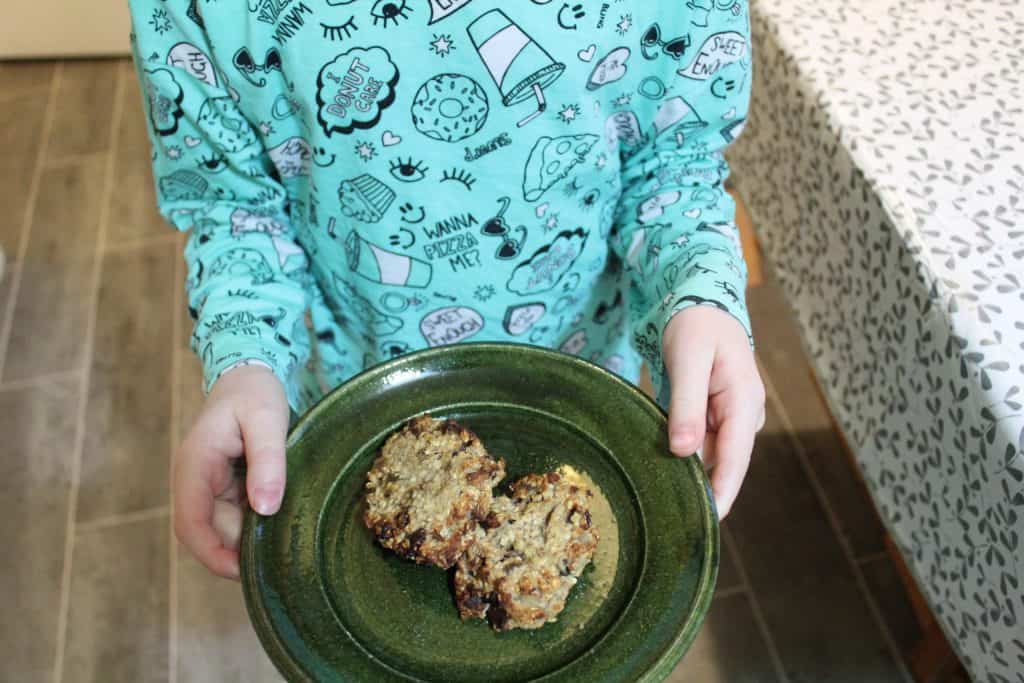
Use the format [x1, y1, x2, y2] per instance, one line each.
[363, 415, 506, 569]
[454, 471, 599, 631]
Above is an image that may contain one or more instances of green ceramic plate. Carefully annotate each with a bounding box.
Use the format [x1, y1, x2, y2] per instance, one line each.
[241, 343, 718, 683]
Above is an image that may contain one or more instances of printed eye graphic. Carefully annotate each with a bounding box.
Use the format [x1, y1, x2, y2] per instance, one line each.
[198, 154, 228, 173]
[441, 167, 476, 191]
[321, 17, 358, 42]
[370, 0, 412, 28]
[389, 157, 428, 183]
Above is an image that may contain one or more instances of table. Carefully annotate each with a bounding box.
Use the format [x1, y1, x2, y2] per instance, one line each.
[727, 1, 1024, 680]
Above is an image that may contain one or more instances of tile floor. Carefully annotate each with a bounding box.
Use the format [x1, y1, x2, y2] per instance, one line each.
[1, 58, 932, 682]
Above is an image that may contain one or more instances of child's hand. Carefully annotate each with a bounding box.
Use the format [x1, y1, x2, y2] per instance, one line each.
[663, 306, 766, 519]
[174, 365, 289, 579]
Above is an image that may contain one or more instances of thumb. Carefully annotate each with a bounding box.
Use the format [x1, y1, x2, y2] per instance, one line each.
[664, 326, 713, 457]
[239, 401, 289, 516]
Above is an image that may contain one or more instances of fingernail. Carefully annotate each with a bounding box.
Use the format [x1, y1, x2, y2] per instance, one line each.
[671, 429, 696, 452]
[253, 487, 279, 515]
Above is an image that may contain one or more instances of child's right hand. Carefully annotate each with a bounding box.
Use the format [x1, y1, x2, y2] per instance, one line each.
[174, 364, 290, 579]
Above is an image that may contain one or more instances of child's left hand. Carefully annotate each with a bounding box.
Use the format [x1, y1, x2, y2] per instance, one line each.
[662, 306, 766, 519]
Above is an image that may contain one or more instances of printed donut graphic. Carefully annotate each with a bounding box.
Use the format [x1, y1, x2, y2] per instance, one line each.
[411, 74, 489, 143]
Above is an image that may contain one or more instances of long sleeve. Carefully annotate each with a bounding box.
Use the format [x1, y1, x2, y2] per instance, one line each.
[128, 0, 312, 409]
[609, 9, 754, 407]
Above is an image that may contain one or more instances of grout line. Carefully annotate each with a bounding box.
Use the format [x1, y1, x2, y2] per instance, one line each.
[761, 370, 915, 683]
[0, 63, 60, 384]
[104, 232, 180, 254]
[39, 151, 109, 170]
[76, 506, 171, 533]
[169, 221, 184, 683]
[712, 584, 748, 601]
[51, 62, 126, 683]
[0, 368, 82, 393]
[0, 89, 52, 106]
[721, 527, 792, 683]
[856, 550, 889, 566]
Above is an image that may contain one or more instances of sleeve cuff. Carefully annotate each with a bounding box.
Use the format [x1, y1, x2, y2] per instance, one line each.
[644, 252, 755, 412]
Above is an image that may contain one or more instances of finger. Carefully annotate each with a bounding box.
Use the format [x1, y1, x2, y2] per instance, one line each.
[699, 430, 718, 471]
[212, 499, 244, 552]
[708, 402, 760, 519]
[665, 339, 714, 457]
[174, 445, 240, 580]
[756, 406, 766, 432]
[239, 404, 289, 515]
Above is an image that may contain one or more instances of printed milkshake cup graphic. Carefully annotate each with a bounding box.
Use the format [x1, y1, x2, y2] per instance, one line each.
[653, 96, 708, 143]
[428, 0, 476, 24]
[468, 9, 565, 127]
[338, 173, 396, 223]
[345, 231, 433, 288]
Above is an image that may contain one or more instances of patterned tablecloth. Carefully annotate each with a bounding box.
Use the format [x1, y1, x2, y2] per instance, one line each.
[727, 1, 1024, 680]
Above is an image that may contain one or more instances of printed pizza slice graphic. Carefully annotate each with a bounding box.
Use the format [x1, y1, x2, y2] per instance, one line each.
[522, 133, 599, 202]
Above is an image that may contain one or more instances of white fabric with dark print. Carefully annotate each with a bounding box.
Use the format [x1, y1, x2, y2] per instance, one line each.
[729, 2, 1024, 681]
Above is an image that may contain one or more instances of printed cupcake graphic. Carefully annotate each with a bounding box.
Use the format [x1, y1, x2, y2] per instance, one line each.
[338, 173, 396, 223]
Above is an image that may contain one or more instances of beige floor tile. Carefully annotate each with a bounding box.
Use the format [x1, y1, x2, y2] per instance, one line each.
[727, 405, 906, 682]
[177, 278, 196, 356]
[0, 89, 49, 164]
[176, 348, 205, 448]
[177, 552, 282, 683]
[0, 262, 15, 336]
[63, 516, 169, 683]
[77, 241, 175, 522]
[748, 278, 887, 559]
[716, 525, 742, 592]
[3, 158, 104, 382]
[108, 63, 167, 245]
[107, 147, 166, 245]
[670, 592, 780, 683]
[0, 164, 39, 256]
[860, 555, 922, 656]
[117, 60, 148, 156]
[0, 60, 55, 95]
[46, 60, 119, 161]
[0, 90, 49, 253]
[0, 377, 79, 680]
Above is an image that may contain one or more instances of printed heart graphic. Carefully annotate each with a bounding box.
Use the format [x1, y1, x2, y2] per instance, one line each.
[535, 202, 550, 218]
[722, 107, 736, 121]
[382, 131, 402, 147]
[587, 47, 631, 89]
[184, 135, 202, 148]
[684, 208, 702, 219]
[578, 44, 597, 62]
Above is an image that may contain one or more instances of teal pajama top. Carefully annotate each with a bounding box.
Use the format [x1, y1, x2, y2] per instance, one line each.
[128, 0, 754, 414]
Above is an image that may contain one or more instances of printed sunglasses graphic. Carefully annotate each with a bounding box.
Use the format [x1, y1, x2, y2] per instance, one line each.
[640, 23, 691, 61]
[233, 46, 283, 86]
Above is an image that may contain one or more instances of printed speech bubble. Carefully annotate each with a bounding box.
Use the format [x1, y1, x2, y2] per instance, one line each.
[316, 47, 399, 137]
[143, 68, 185, 137]
[267, 136, 312, 178]
[421, 306, 484, 346]
[167, 42, 217, 86]
[230, 208, 286, 237]
[503, 302, 546, 336]
[677, 31, 747, 80]
[427, 0, 476, 24]
[507, 228, 588, 295]
[637, 190, 682, 224]
[560, 330, 587, 355]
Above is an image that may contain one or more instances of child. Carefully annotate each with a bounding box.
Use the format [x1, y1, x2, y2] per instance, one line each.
[130, 0, 766, 579]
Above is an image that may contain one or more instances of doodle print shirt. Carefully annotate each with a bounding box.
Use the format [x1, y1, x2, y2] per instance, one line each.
[129, 0, 753, 413]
